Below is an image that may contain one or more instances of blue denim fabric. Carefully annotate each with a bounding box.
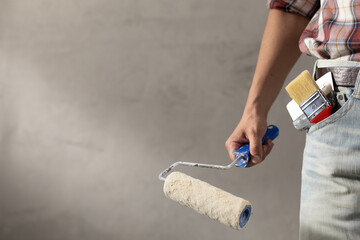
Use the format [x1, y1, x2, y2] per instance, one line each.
[300, 60, 360, 239]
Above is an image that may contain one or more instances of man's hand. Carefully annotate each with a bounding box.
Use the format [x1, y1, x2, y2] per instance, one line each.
[225, 113, 274, 167]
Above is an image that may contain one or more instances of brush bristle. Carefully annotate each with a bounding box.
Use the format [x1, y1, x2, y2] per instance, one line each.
[285, 70, 319, 105]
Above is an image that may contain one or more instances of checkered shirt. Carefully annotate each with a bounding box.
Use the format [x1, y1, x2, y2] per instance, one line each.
[268, 0, 360, 61]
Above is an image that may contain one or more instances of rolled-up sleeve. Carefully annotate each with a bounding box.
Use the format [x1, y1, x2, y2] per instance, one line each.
[267, 0, 320, 19]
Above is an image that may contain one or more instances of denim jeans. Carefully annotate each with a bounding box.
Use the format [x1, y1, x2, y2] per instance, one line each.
[300, 60, 360, 239]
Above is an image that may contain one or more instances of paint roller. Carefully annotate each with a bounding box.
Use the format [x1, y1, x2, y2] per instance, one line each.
[159, 125, 279, 230]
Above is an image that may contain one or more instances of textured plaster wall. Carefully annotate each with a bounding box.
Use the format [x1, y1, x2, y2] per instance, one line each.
[0, 1, 315, 239]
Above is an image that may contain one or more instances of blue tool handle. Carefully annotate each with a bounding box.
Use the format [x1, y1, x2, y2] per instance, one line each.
[232, 125, 279, 167]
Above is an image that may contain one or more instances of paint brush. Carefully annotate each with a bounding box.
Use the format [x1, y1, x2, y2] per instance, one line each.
[285, 70, 333, 124]
[286, 72, 334, 130]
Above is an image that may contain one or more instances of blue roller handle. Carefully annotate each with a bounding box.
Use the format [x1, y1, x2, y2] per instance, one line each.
[232, 125, 279, 167]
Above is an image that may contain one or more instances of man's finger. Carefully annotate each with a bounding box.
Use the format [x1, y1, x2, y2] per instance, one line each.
[246, 139, 274, 167]
[262, 139, 274, 158]
[249, 134, 263, 164]
[225, 140, 239, 162]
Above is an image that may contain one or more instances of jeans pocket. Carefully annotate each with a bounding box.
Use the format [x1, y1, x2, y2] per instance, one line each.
[307, 94, 356, 134]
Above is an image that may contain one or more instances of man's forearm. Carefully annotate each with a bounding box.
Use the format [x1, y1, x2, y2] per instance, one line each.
[226, 9, 311, 165]
[244, 9, 310, 117]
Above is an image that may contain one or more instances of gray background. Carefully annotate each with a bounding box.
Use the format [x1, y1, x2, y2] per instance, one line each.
[0, 1, 315, 239]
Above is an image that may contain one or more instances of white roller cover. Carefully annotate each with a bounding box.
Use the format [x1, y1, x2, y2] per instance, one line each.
[163, 171, 252, 230]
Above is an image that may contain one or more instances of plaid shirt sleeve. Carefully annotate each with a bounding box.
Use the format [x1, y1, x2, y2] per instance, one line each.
[267, 0, 320, 19]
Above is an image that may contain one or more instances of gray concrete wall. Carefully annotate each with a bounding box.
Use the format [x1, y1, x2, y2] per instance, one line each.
[0, 1, 315, 239]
